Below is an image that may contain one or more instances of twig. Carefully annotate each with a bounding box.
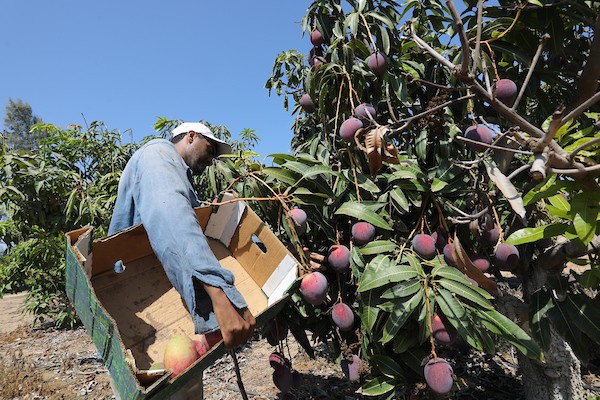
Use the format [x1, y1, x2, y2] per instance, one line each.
[513, 34, 549, 110]
[470, 0, 484, 76]
[455, 136, 533, 154]
[561, 91, 600, 127]
[481, 55, 492, 94]
[464, 76, 546, 138]
[446, 202, 489, 219]
[409, 76, 467, 91]
[534, 106, 566, 152]
[409, 23, 456, 71]
[423, 277, 438, 360]
[359, 13, 378, 50]
[389, 94, 475, 138]
[549, 163, 600, 175]
[508, 162, 533, 181]
[569, 134, 600, 159]
[385, 83, 400, 123]
[446, 0, 471, 75]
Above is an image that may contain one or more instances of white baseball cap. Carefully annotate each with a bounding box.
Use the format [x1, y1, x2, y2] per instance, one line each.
[171, 122, 232, 156]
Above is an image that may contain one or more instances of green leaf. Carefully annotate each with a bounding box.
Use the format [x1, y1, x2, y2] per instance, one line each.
[369, 355, 406, 379]
[571, 192, 600, 245]
[527, 0, 544, 6]
[565, 293, 600, 345]
[436, 288, 483, 351]
[299, 164, 338, 181]
[282, 160, 310, 175]
[387, 162, 424, 180]
[393, 331, 419, 353]
[479, 309, 543, 360]
[415, 129, 428, 161]
[342, 169, 380, 193]
[530, 289, 553, 350]
[382, 279, 422, 299]
[366, 11, 396, 28]
[335, 201, 392, 230]
[390, 187, 409, 213]
[432, 265, 493, 300]
[358, 376, 396, 396]
[504, 223, 569, 246]
[580, 269, 600, 289]
[402, 252, 425, 276]
[381, 292, 423, 343]
[262, 167, 298, 186]
[522, 175, 565, 206]
[359, 289, 382, 332]
[344, 12, 359, 35]
[430, 178, 448, 192]
[359, 240, 398, 255]
[547, 291, 589, 362]
[359, 255, 412, 292]
[438, 279, 494, 310]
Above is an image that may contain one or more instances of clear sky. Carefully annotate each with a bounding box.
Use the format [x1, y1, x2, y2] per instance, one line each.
[0, 1, 312, 159]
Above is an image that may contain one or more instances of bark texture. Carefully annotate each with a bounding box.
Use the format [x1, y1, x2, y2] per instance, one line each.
[518, 327, 584, 400]
[518, 262, 585, 400]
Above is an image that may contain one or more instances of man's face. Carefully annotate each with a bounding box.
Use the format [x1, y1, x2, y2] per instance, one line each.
[186, 131, 217, 175]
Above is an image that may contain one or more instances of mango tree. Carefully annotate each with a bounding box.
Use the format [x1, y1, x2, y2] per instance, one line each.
[0, 122, 136, 326]
[262, 0, 600, 398]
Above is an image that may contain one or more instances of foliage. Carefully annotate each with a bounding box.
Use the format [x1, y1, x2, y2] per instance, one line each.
[2, 98, 44, 151]
[263, 0, 600, 397]
[0, 122, 136, 326]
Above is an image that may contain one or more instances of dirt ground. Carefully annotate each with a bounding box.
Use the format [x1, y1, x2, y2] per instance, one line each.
[1, 292, 599, 400]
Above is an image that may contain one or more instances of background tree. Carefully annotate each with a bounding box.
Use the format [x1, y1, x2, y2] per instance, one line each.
[262, 0, 600, 398]
[0, 121, 136, 326]
[3, 98, 45, 151]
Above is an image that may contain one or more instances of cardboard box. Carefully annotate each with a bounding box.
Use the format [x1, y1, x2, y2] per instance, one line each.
[65, 194, 300, 399]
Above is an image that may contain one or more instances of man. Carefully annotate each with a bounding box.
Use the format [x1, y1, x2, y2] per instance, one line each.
[109, 121, 255, 351]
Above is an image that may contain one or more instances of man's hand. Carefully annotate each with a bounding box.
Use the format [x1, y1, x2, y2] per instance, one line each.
[202, 283, 256, 349]
[304, 247, 326, 270]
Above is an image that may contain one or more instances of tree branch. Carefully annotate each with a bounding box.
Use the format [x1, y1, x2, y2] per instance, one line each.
[389, 94, 474, 138]
[534, 106, 566, 152]
[409, 23, 456, 71]
[569, 133, 600, 159]
[561, 90, 600, 126]
[513, 34, 549, 110]
[465, 76, 546, 138]
[470, 0, 484, 76]
[537, 235, 600, 272]
[446, 0, 471, 75]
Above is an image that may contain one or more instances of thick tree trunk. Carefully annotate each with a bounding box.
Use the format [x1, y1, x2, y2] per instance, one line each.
[517, 262, 585, 400]
[518, 327, 584, 400]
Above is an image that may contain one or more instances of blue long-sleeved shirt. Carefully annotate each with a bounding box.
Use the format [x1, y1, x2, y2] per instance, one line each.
[108, 139, 247, 334]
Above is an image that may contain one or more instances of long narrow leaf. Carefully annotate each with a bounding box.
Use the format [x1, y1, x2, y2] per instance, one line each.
[359, 240, 398, 255]
[436, 288, 484, 351]
[479, 309, 543, 360]
[381, 292, 423, 344]
[438, 279, 493, 310]
[358, 376, 396, 396]
[335, 201, 392, 230]
[505, 223, 569, 246]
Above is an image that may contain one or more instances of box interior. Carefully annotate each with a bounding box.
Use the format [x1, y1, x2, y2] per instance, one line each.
[72, 200, 298, 372]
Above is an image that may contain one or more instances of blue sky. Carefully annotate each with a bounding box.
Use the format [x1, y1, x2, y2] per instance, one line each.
[0, 1, 312, 159]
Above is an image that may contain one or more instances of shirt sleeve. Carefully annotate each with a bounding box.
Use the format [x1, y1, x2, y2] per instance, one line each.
[131, 142, 248, 334]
